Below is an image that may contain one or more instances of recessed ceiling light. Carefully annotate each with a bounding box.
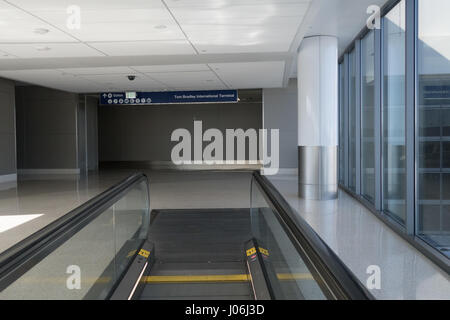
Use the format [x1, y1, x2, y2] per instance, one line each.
[154, 25, 167, 29]
[34, 28, 50, 35]
[35, 46, 51, 51]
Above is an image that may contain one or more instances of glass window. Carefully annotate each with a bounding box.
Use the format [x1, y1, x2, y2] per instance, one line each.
[348, 49, 357, 191]
[339, 62, 346, 185]
[417, 0, 450, 256]
[382, 0, 406, 225]
[361, 31, 376, 203]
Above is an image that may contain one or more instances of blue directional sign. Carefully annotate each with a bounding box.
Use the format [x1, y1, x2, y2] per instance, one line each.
[99, 90, 238, 105]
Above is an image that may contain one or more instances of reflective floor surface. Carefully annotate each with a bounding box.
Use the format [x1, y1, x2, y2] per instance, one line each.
[269, 173, 450, 300]
[0, 170, 252, 254]
[0, 170, 448, 300]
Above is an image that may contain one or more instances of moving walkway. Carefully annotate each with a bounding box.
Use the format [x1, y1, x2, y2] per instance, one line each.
[0, 172, 373, 300]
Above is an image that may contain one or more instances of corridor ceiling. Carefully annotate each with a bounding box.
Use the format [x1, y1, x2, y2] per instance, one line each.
[0, 0, 386, 93]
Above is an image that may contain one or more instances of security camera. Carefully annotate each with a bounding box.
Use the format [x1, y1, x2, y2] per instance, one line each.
[127, 75, 136, 81]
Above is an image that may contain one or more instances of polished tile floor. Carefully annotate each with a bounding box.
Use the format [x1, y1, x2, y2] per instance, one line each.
[0, 170, 252, 254]
[268, 174, 450, 300]
[0, 173, 125, 253]
[0, 170, 448, 299]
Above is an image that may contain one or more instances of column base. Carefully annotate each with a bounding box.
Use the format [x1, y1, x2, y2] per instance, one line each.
[298, 146, 338, 200]
[298, 183, 338, 200]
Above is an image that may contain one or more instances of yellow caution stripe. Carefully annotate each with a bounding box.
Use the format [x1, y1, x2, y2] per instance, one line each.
[15, 273, 313, 285]
[141, 273, 313, 283]
[138, 249, 150, 258]
[246, 247, 256, 256]
[276, 273, 314, 281]
[142, 274, 250, 283]
[127, 250, 137, 258]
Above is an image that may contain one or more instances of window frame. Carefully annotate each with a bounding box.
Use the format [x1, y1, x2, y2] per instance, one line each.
[337, 0, 450, 271]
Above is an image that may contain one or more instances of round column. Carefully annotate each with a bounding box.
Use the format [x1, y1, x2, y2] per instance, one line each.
[297, 36, 338, 200]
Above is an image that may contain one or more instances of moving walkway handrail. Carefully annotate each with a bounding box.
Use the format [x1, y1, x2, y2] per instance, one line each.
[0, 172, 149, 292]
[252, 171, 374, 300]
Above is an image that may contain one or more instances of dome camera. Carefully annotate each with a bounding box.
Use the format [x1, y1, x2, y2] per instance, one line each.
[127, 75, 136, 81]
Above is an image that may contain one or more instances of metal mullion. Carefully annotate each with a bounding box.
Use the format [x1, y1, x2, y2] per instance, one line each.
[405, 0, 416, 235]
[344, 54, 350, 188]
[374, 27, 383, 211]
[380, 15, 386, 214]
[355, 40, 362, 196]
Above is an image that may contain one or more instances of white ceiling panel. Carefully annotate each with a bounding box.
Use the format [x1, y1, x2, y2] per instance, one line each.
[170, 86, 226, 91]
[0, 68, 167, 93]
[59, 66, 137, 75]
[165, 0, 309, 8]
[146, 71, 225, 89]
[0, 49, 16, 59]
[77, 73, 167, 91]
[0, 69, 103, 92]
[0, 42, 104, 58]
[88, 40, 196, 56]
[169, 3, 309, 22]
[302, 0, 389, 55]
[0, 1, 76, 43]
[210, 61, 285, 89]
[181, 17, 303, 54]
[7, 0, 162, 10]
[0, 0, 318, 90]
[8, 0, 186, 42]
[169, 0, 309, 54]
[131, 64, 209, 73]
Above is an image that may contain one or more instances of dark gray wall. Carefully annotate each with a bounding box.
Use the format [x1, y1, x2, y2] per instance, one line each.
[86, 96, 99, 171]
[16, 86, 79, 169]
[0, 78, 16, 176]
[98, 100, 262, 162]
[263, 79, 298, 169]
